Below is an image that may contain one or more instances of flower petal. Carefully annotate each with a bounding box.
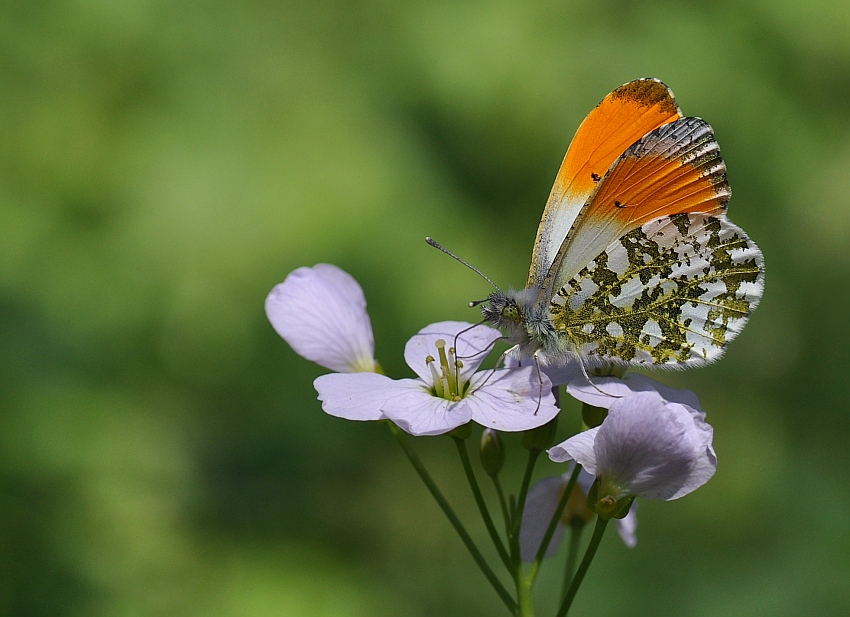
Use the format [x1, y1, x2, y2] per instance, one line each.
[266, 265, 376, 373]
[404, 322, 501, 383]
[548, 428, 600, 476]
[666, 404, 717, 500]
[567, 373, 702, 411]
[594, 391, 715, 500]
[538, 361, 585, 387]
[465, 367, 559, 431]
[519, 476, 567, 562]
[615, 504, 638, 548]
[381, 386, 472, 436]
[314, 372, 406, 421]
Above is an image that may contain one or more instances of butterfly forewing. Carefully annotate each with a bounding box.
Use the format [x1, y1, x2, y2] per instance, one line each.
[548, 213, 763, 366]
[527, 78, 682, 289]
[542, 117, 731, 301]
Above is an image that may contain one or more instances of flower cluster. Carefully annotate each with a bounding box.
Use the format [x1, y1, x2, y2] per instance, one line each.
[267, 264, 715, 503]
[550, 376, 715, 517]
[265, 263, 719, 609]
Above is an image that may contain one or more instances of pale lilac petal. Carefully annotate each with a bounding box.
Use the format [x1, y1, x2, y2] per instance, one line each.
[465, 367, 559, 432]
[404, 322, 501, 383]
[266, 265, 375, 372]
[615, 505, 638, 548]
[502, 354, 582, 388]
[567, 373, 702, 411]
[548, 428, 600, 475]
[595, 392, 714, 500]
[666, 404, 716, 500]
[314, 372, 406, 421]
[381, 387, 472, 436]
[627, 375, 702, 410]
[539, 361, 584, 387]
[519, 476, 566, 562]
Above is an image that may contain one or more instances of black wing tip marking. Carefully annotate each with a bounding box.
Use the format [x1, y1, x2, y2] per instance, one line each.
[621, 116, 731, 203]
[610, 78, 681, 116]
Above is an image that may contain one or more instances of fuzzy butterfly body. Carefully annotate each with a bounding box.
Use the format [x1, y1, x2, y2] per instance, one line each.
[483, 78, 764, 368]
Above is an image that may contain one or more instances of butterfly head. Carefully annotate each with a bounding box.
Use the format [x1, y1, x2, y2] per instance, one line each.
[480, 291, 520, 327]
[481, 288, 542, 337]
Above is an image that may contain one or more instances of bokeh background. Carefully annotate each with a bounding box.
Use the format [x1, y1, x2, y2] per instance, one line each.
[2, 1, 849, 615]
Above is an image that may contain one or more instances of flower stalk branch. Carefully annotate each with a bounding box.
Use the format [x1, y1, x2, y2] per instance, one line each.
[557, 516, 609, 617]
[387, 422, 518, 615]
[454, 436, 513, 570]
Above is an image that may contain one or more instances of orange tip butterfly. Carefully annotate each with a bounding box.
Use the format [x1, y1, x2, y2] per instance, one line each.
[480, 78, 764, 369]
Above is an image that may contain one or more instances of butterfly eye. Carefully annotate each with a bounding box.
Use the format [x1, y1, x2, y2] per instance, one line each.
[502, 304, 523, 324]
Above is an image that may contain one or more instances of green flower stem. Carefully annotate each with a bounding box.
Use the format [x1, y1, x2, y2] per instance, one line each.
[526, 464, 582, 585]
[492, 475, 511, 536]
[516, 572, 534, 617]
[453, 437, 512, 571]
[511, 449, 541, 617]
[562, 520, 585, 601]
[556, 516, 609, 617]
[510, 449, 541, 551]
[386, 422, 518, 616]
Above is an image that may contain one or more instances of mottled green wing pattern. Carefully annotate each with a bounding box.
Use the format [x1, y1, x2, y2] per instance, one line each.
[548, 213, 764, 366]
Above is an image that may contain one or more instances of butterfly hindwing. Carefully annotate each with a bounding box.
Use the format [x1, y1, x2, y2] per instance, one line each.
[547, 213, 763, 366]
[527, 78, 682, 289]
[542, 117, 731, 301]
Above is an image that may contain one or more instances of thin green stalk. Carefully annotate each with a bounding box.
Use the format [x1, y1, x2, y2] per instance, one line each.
[453, 437, 512, 570]
[561, 520, 585, 601]
[526, 464, 582, 585]
[516, 573, 534, 617]
[386, 423, 518, 616]
[492, 475, 511, 535]
[511, 449, 541, 617]
[510, 449, 541, 545]
[556, 516, 609, 617]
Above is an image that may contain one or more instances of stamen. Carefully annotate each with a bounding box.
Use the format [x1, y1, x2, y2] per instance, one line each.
[435, 339, 459, 397]
[426, 355, 444, 398]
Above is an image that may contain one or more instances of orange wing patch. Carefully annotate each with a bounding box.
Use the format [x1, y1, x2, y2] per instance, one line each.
[528, 78, 682, 288]
[586, 117, 728, 228]
[543, 117, 730, 297]
[557, 78, 683, 198]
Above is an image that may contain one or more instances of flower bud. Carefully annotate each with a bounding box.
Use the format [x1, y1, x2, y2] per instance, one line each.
[479, 428, 505, 476]
[521, 414, 558, 451]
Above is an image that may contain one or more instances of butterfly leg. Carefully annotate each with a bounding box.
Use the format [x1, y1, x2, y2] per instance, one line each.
[575, 353, 622, 399]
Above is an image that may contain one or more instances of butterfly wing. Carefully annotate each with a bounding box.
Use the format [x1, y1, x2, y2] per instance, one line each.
[540, 116, 731, 302]
[548, 213, 763, 366]
[527, 78, 682, 289]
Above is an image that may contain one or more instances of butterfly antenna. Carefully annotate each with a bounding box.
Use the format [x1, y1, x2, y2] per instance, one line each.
[426, 237, 502, 292]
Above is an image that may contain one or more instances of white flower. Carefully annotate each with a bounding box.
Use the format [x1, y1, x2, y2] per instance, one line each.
[266, 265, 560, 435]
[317, 321, 559, 436]
[265, 264, 377, 373]
[519, 467, 637, 562]
[565, 371, 702, 411]
[549, 390, 716, 515]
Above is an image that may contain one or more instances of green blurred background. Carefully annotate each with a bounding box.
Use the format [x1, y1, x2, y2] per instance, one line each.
[2, 1, 849, 615]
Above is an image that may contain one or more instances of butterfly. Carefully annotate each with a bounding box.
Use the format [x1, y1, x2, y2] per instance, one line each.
[482, 78, 764, 369]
